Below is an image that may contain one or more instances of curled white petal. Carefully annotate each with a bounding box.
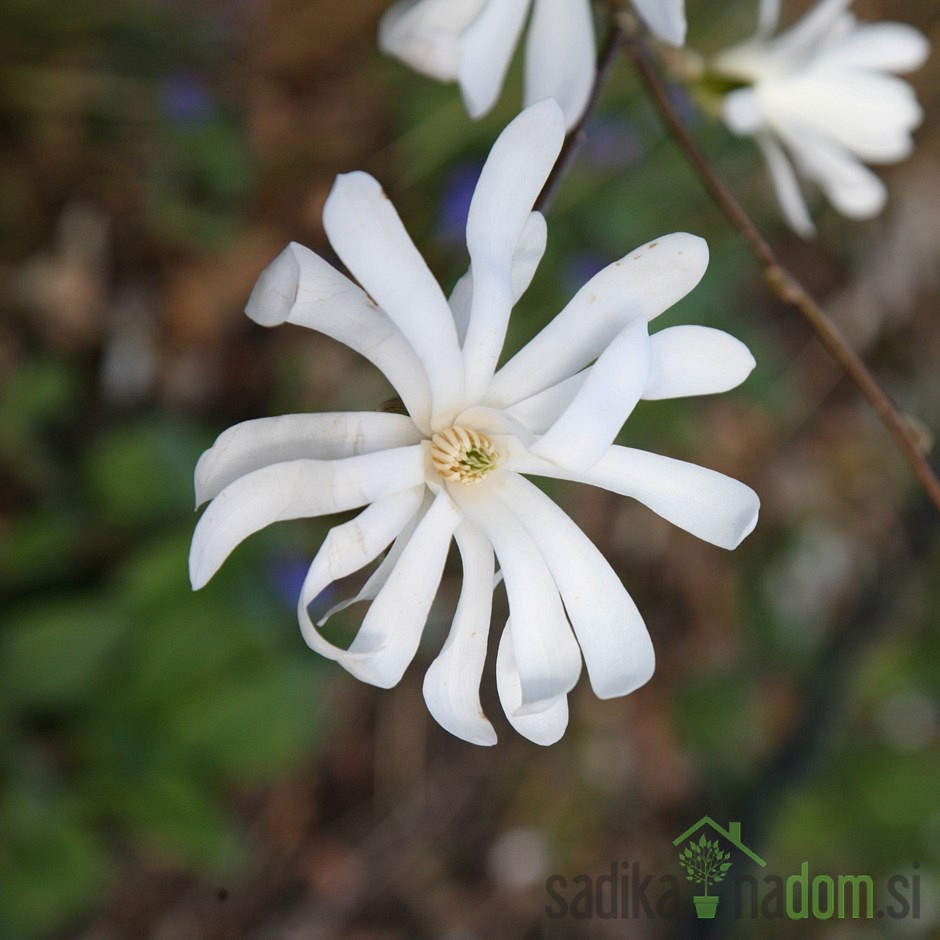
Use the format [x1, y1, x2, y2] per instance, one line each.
[189, 446, 425, 590]
[298, 486, 425, 632]
[496, 623, 568, 745]
[320, 493, 431, 621]
[245, 243, 432, 430]
[338, 489, 461, 688]
[423, 521, 497, 745]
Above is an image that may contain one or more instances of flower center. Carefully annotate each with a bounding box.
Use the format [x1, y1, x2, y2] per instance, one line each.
[430, 426, 499, 484]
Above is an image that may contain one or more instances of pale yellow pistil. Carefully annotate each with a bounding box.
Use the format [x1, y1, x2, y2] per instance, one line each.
[430, 426, 499, 484]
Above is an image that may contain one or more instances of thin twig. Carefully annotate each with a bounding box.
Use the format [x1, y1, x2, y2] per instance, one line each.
[535, 15, 627, 213]
[623, 21, 940, 514]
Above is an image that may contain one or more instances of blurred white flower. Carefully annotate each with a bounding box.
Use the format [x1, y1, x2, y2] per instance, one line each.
[712, 0, 929, 236]
[190, 101, 759, 746]
[378, 0, 686, 132]
[633, 0, 687, 47]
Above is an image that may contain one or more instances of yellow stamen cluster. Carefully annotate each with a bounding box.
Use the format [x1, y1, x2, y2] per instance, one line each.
[430, 426, 499, 484]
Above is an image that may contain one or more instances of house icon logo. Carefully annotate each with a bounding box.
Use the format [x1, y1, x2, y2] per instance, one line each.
[673, 817, 766, 919]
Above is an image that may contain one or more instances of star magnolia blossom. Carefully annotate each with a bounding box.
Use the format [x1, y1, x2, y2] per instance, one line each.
[712, 0, 929, 236]
[379, 0, 686, 131]
[189, 101, 759, 746]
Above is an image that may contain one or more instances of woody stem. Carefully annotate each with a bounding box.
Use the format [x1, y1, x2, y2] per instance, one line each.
[621, 17, 940, 513]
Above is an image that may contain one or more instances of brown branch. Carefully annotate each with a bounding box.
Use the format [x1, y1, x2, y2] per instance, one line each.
[623, 21, 940, 514]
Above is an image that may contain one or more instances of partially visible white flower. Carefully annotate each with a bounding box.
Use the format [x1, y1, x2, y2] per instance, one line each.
[190, 101, 759, 747]
[712, 0, 929, 236]
[378, 0, 686, 132]
[633, 0, 687, 47]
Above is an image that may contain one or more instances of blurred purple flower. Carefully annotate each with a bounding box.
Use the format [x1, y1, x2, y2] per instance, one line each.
[582, 117, 645, 170]
[266, 554, 311, 609]
[437, 162, 482, 247]
[563, 250, 608, 297]
[161, 73, 214, 125]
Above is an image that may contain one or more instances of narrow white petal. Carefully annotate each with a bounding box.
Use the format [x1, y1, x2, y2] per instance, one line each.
[448, 269, 474, 347]
[508, 210, 548, 303]
[632, 0, 686, 46]
[763, 71, 922, 163]
[195, 412, 423, 506]
[245, 242, 432, 431]
[457, 0, 532, 117]
[757, 0, 780, 37]
[453, 405, 536, 445]
[775, 0, 852, 61]
[487, 233, 709, 407]
[524, 0, 595, 129]
[451, 478, 582, 709]
[643, 326, 756, 400]
[296, 489, 425, 663]
[490, 473, 654, 699]
[378, 0, 487, 81]
[462, 101, 565, 404]
[582, 447, 761, 550]
[820, 22, 929, 74]
[323, 172, 464, 426]
[298, 486, 425, 628]
[342, 489, 460, 688]
[530, 317, 651, 471]
[449, 210, 548, 346]
[507, 325, 755, 429]
[504, 443, 759, 550]
[781, 125, 887, 219]
[496, 624, 568, 745]
[754, 132, 816, 237]
[504, 372, 586, 434]
[722, 87, 763, 136]
[320, 493, 431, 621]
[189, 446, 425, 589]
[423, 521, 497, 745]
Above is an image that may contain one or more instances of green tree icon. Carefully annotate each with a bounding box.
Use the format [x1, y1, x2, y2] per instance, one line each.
[678, 835, 732, 918]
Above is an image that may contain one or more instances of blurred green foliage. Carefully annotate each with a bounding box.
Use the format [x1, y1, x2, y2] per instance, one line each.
[0, 357, 325, 936]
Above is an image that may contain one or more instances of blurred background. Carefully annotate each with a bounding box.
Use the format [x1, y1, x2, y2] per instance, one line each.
[1, 0, 938, 937]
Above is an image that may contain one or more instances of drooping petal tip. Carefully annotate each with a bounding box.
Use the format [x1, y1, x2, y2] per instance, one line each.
[245, 243, 301, 326]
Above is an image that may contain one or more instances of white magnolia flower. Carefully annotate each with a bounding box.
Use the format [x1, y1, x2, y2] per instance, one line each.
[712, 0, 929, 236]
[189, 100, 758, 747]
[378, 0, 687, 131]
